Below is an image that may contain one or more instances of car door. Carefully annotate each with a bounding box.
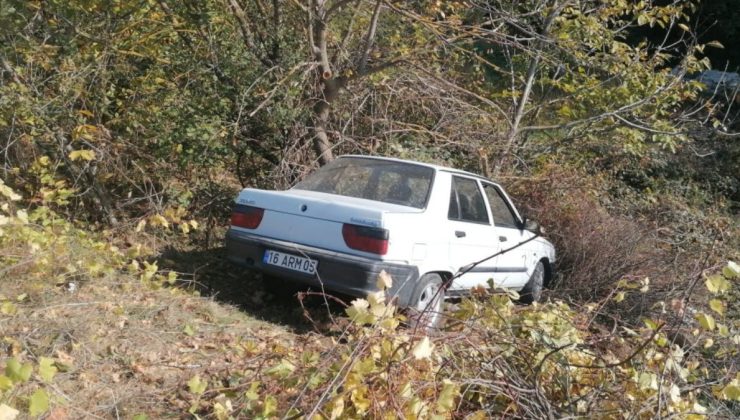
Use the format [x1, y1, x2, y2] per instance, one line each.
[447, 175, 500, 291]
[481, 182, 530, 288]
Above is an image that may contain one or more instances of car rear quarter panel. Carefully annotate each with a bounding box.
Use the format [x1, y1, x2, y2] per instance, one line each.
[384, 171, 457, 277]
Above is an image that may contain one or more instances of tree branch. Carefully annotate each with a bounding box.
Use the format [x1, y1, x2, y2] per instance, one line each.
[357, 0, 382, 75]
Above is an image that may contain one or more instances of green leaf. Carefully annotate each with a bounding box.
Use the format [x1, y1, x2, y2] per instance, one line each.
[38, 357, 58, 382]
[695, 313, 715, 331]
[132, 415, 149, 420]
[187, 375, 207, 395]
[244, 382, 260, 401]
[265, 359, 295, 378]
[5, 358, 32, 383]
[28, 388, 49, 417]
[643, 318, 659, 331]
[614, 291, 626, 303]
[182, 324, 195, 337]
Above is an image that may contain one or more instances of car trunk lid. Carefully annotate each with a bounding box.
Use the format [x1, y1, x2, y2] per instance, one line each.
[231, 188, 419, 256]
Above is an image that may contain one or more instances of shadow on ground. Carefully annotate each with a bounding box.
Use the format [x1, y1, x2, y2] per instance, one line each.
[156, 245, 350, 334]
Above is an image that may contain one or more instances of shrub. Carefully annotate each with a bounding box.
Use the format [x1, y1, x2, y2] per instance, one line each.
[507, 166, 665, 302]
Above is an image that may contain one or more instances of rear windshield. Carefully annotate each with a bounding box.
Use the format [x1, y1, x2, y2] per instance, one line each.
[292, 157, 435, 209]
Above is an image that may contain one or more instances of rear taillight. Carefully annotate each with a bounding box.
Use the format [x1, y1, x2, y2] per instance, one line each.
[230, 205, 264, 229]
[342, 223, 389, 255]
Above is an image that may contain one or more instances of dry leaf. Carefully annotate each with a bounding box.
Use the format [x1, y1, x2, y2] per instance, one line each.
[376, 270, 393, 290]
[412, 336, 434, 360]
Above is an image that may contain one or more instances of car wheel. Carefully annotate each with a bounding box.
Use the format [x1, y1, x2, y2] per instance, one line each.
[519, 260, 545, 304]
[406, 273, 445, 331]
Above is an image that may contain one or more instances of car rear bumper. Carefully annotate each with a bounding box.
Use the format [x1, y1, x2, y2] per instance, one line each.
[225, 228, 420, 307]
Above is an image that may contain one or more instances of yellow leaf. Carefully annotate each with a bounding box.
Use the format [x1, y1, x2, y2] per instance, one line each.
[639, 277, 650, 293]
[721, 384, 740, 401]
[0, 404, 19, 420]
[187, 375, 207, 395]
[15, 210, 28, 224]
[717, 323, 729, 337]
[709, 299, 725, 316]
[376, 270, 393, 290]
[614, 291, 626, 303]
[1, 302, 16, 316]
[705, 275, 730, 294]
[68, 150, 96, 161]
[678, 23, 690, 32]
[135, 219, 146, 232]
[0, 375, 12, 391]
[723, 261, 739, 279]
[71, 124, 99, 141]
[329, 396, 344, 420]
[412, 336, 434, 360]
[706, 40, 724, 49]
[668, 383, 681, 402]
[367, 290, 385, 307]
[0, 183, 21, 201]
[436, 379, 458, 412]
[695, 313, 715, 331]
[262, 395, 277, 417]
[149, 214, 169, 228]
[638, 372, 658, 390]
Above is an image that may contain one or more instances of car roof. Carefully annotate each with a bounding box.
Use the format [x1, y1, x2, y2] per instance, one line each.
[339, 154, 493, 183]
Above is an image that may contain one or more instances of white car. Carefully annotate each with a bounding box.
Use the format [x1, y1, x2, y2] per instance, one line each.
[225, 156, 555, 325]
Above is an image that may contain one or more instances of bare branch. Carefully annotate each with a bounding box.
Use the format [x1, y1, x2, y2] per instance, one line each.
[357, 0, 382, 75]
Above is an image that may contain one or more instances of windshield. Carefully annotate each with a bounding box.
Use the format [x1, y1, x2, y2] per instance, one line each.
[292, 157, 435, 209]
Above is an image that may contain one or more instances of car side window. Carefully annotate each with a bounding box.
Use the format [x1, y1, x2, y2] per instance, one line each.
[483, 183, 519, 228]
[448, 176, 489, 224]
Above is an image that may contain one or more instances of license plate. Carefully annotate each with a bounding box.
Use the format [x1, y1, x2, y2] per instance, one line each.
[263, 249, 318, 275]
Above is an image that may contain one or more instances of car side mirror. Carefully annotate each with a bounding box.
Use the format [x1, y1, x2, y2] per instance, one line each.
[522, 218, 541, 234]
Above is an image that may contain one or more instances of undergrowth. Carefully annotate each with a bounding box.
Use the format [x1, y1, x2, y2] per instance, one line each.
[1, 179, 739, 418]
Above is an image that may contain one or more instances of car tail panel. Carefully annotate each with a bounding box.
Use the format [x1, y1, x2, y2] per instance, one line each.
[231, 188, 409, 258]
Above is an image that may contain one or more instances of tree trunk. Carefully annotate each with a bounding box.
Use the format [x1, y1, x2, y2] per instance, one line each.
[309, 2, 338, 166]
[312, 77, 340, 166]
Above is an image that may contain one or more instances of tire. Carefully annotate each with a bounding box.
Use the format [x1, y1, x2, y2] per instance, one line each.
[406, 273, 445, 331]
[519, 260, 545, 304]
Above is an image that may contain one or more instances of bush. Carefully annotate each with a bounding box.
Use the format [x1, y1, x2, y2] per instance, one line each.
[507, 166, 665, 302]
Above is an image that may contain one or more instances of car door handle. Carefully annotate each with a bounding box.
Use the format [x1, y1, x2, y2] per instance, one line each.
[499, 236, 507, 242]
[455, 230, 466, 238]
